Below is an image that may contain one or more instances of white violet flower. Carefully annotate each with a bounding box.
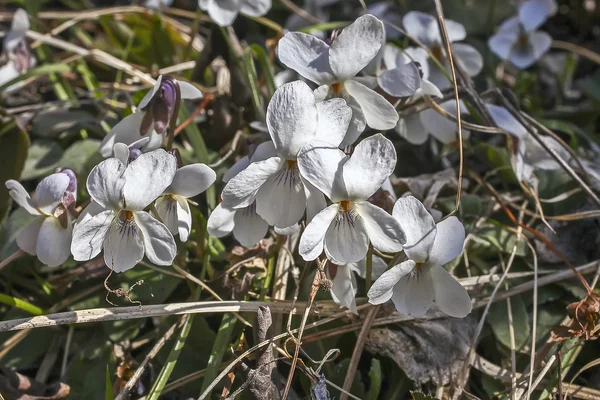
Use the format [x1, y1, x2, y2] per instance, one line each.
[6, 169, 77, 267]
[402, 11, 483, 89]
[368, 196, 472, 318]
[330, 256, 387, 314]
[99, 75, 203, 157]
[71, 149, 177, 272]
[488, 0, 556, 69]
[0, 9, 36, 92]
[155, 163, 216, 242]
[199, 0, 271, 27]
[297, 134, 405, 264]
[207, 202, 269, 248]
[486, 103, 568, 186]
[278, 14, 399, 146]
[221, 80, 351, 229]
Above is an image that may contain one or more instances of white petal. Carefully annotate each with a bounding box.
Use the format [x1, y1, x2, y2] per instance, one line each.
[166, 164, 216, 198]
[444, 19, 467, 42]
[255, 164, 306, 227]
[3, 9, 29, 52]
[331, 265, 358, 314]
[315, 98, 352, 147]
[329, 14, 385, 81]
[16, 217, 44, 256]
[36, 216, 72, 267]
[420, 79, 443, 98]
[299, 204, 338, 261]
[99, 112, 149, 158]
[402, 11, 440, 46]
[249, 140, 278, 162]
[344, 80, 398, 130]
[277, 32, 335, 86]
[207, 203, 236, 238]
[221, 156, 282, 208]
[176, 198, 192, 242]
[391, 269, 435, 317]
[498, 16, 522, 33]
[274, 224, 299, 236]
[355, 201, 405, 253]
[486, 104, 527, 139]
[431, 266, 472, 317]
[240, 0, 271, 16]
[452, 43, 483, 77]
[340, 95, 367, 147]
[304, 178, 327, 223]
[32, 173, 70, 215]
[509, 41, 538, 69]
[351, 255, 388, 280]
[202, 0, 239, 26]
[71, 209, 114, 261]
[154, 195, 178, 235]
[177, 80, 203, 99]
[392, 196, 436, 262]
[378, 62, 421, 98]
[123, 149, 177, 211]
[324, 208, 369, 264]
[530, 31, 552, 60]
[223, 156, 250, 183]
[420, 100, 466, 144]
[427, 216, 465, 266]
[297, 142, 347, 202]
[139, 76, 162, 109]
[6, 180, 40, 215]
[404, 47, 431, 78]
[0, 62, 20, 91]
[367, 260, 415, 305]
[395, 113, 428, 145]
[103, 218, 144, 273]
[112, 143, 130, 164]
[342, 134, 396, 201]
[87, 158, 126, 210]
[232, 203, 269, 247]
[266, 81, 318, 158]
[488, 31, 517, 61]
[134, 211, 176, 266]
[519, 0, 556, 32]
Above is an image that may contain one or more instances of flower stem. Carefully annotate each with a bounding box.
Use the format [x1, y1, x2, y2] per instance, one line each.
[365, 245, 374, 291]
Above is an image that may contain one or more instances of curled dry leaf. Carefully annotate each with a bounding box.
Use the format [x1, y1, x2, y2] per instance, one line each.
[551, 292, 600, 342]
[366, 312, 477, 387]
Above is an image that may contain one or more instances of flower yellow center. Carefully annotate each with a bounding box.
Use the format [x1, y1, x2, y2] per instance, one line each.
[287, 160, 297, 169]
[124, 210, 134, 220]
[518, 34, 529, 49]
[415, 262, 424, 272]
[431, 45, 443, 60]
[331, 82, 342, 95]
[340, 200, 350, 213]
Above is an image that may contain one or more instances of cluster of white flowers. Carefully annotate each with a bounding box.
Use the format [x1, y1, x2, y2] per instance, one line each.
[5, 2, 567, 320]
[8, 76, 215, 273]
[489, 0, 556, 69]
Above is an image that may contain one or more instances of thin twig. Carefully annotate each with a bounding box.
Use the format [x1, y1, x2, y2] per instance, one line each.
[340, 305, 380, 400]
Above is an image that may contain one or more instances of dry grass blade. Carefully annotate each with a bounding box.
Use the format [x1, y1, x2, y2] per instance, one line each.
[433, 0, 464, 218]
[340, 305, 379, 400]
[0, 301, 317, 333]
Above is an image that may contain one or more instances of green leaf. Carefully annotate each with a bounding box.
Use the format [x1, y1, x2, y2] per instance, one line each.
[105, 365, 114, 400]
[472, 222, 527, 256]
[366, 359, 382, 400]
[21, 139, 63, 180]
[250, 44, 277, 98]
[199, 313, 238, 396]
[0, 115, 30, 223]
[0, 63, 71, 92]
[488, 294, 531, 349]
[146, 315, 195, 400]
[58, 139, 102, 177]
[31, 109, 99, 139]
[0, 293, 43, 315]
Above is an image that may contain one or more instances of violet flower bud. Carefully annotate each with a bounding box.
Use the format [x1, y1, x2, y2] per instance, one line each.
[59, 168, 77, 211]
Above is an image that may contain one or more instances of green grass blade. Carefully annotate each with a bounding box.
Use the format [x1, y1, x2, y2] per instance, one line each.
[0, 293, 43, 315]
